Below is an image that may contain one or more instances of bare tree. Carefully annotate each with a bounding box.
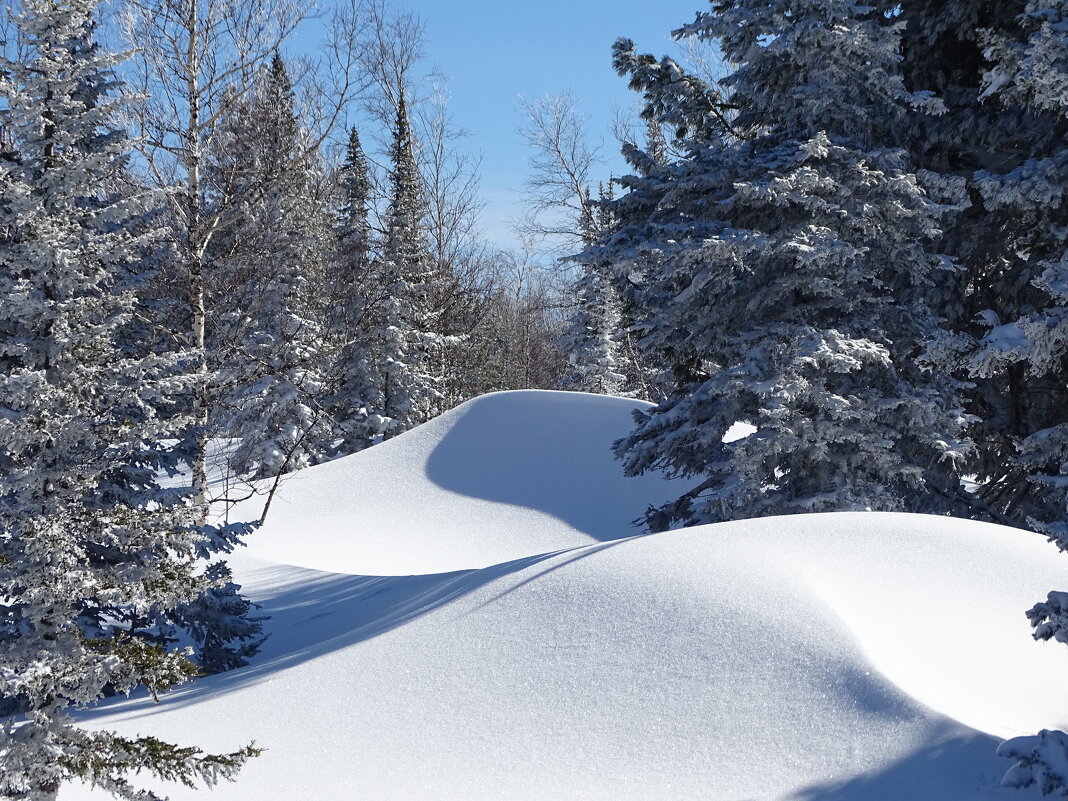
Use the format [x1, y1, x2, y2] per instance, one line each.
[416, 80, 484, 281]
[679, 34, 734, 93]
[352, 0, 425, 127]
[491, 248, 570, 390]
[515, 90, 604, 251]
[412, 80, 495, 408]
[448, 246, 569, 396]
[513, 91, 670, 400]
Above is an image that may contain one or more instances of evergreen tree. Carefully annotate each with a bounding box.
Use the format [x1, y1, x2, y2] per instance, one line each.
[557, 266, 629, 396]
[896, 0, 1068, 531]
[207, 55, 334, 479]
[169, 559, 266, 675]
[965, 2, 1068, 794]
[965, 2, 1068, 534]
[337, 126, 373, 278]
[597, 1, 974, 529]
[1000, 728, 1068, 798]
[377, 87, 442, 436]
[559, 181, 635, 397]
[325, 127, 388, 455]
[644, 116, 668, 169]
[0, 1, 257, 796]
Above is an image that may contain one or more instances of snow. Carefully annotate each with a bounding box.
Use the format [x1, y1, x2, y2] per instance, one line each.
[246, 390, 686, 574]
[63, 391, 1068, 800]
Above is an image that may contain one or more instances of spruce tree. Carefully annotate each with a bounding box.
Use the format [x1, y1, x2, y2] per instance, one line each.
[597, 1, 974, 529]
[377, 87, 442, 436]
[965, 2, 1068, 534]
[207, 55, 333, 479]
[0, 1, 257, 797]
[896, 0, 1068, 530]
[337, 126, 373, 277]
[965, 2, 1068, 794]
[644, 117, 668, 169]
[325, 126, 388, 455]
[557, 267, 629, 396]
[983, 0, 1068, 533]
[558, 181, 633, 397]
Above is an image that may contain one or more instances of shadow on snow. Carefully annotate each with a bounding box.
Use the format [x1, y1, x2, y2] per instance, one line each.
[423, 393, 677, 541]
[79, 540, 631, 718]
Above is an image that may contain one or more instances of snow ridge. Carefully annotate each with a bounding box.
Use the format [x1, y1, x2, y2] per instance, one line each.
[68, 391, 1065, 801]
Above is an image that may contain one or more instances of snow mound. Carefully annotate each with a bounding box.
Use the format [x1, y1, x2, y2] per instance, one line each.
[64, 392, 1068, 801]
[247, 390, 684, 574]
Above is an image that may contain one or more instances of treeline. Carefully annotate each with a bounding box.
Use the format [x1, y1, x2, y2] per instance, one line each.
[0, 0, 570, 797]
[112, 0, 571, 498]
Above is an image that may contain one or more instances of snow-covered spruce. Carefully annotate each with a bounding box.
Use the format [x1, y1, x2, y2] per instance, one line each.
[323, 126, 389, 456]
[594, 1, 974, 529]
[889, 3, 1068, 795]
[895, 0, 1068, 532]
[1028, 590, 1068, 645]
[999, 729, 1068, 798]
[376, 87, 445, 437]
[0, 0, 257, 797]
[206, 55, 335, 480]
[557, 265, 629, 397]
[558, 181, 658, 400]
[968, 0, 1068, 537]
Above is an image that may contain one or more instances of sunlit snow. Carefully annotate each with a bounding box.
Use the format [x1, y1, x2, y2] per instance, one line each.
[64, 391, 1067, 800]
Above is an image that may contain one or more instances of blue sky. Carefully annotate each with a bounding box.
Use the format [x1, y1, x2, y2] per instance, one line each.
[381, 0, 707, 251]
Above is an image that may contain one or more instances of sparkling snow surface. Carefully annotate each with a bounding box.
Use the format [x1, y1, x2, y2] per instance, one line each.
[66, 391, 1067, 800]
[245, 391, 686, 574]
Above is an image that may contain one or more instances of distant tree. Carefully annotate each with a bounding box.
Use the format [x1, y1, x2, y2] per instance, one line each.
[0, 0, 257, 796]
[515, 93, 653, 398]
[413, 84, 489, 409]
[324, 126, 389, 455]
[378, 87, 443, 436]
[439, 247, 568, 396]
[557, 180, 630, 398]
[516, 91, 603, 250]
[644, 116, 668, 169]
[557, 267, 629, 396]
[207, 54, 334, 480]
[337, 126, 374, 278]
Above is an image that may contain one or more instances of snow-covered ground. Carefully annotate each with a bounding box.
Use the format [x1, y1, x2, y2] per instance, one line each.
[67, 391, 1068, 800]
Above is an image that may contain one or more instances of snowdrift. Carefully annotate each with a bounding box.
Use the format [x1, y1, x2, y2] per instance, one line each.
[66, 391, 1068, 800]
[244, 390, 685, 575]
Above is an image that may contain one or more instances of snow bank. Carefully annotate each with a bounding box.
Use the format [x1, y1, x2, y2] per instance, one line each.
[65, 391, 1067, 801]
[247, 390, 684, 574]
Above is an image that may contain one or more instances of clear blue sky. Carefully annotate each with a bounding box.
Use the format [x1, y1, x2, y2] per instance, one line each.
[381, 0, 707, 251]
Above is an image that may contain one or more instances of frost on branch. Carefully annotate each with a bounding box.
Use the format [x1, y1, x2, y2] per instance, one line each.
[1027, 591, 1068, 644]
[1000, 729, 1068, 798]
[596, 0, 975, 529]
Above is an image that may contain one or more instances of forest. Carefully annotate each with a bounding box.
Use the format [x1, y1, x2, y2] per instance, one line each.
[2, 0, 1068, 798]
